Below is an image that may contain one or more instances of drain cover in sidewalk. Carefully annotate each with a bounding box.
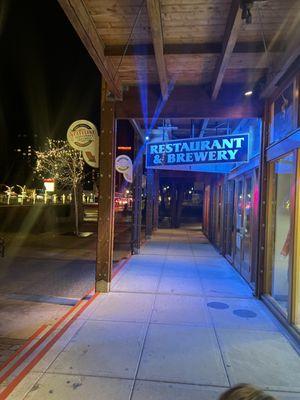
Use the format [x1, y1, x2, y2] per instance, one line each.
[233, 309, 257, 318]
[207, 302, 229, 310]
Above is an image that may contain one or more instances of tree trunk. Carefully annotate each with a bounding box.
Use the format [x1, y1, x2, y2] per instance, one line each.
[77, 183, 84, 225]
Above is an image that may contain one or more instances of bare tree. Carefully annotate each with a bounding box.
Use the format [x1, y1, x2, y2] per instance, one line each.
[35, 138, 84, 236]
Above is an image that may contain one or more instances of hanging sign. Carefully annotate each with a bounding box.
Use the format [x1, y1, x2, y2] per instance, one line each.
[43, 178, 55, 192]
[116, 155, 133, 183]
[67, 120, 99, 168]
[146, 134, 249, 168]
[81, 136, 99, 168]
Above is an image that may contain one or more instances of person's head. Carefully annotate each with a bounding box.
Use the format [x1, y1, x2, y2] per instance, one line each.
[219, 384, 276, 400]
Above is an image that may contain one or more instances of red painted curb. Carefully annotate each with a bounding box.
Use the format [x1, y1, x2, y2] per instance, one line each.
[0, 293, 99, 399]
[0, 288, 94, 386]
[0, 253, 133, 397]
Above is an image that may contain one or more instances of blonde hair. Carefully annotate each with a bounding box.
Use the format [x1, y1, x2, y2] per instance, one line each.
[219, 384, 276, 400]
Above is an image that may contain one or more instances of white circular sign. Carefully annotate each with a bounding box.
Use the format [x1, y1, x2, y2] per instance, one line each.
[67, 120, 98, 151]
[116, 155, 131, 174]
[116, 155, 133, 183]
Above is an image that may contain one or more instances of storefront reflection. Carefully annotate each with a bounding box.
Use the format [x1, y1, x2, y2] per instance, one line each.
[268, 153, 295, 314]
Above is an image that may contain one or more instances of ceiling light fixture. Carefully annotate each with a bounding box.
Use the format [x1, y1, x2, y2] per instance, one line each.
[244, 90, 253, 96]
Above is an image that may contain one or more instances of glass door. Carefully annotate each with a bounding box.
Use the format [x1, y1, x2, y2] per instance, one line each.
[241, 176, 253, 282]
[234, 175, 253, 281]
[234, 179, 244, 273]
[213, 184, 222, 247]
[224, 180, 235, 260]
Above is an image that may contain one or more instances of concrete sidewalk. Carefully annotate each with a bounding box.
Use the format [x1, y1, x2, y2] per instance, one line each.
[4, 227, 300, 399]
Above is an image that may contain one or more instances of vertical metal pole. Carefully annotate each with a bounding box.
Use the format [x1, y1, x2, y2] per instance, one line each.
[95, 83, 116, 293]
[132, 134, 143, 253]
[153, 170, 159, 231]
[146, 168, 154, 238]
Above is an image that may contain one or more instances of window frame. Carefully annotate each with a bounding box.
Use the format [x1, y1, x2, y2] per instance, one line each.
[291, 148, 300, 329]
[264, 150, 297, 321]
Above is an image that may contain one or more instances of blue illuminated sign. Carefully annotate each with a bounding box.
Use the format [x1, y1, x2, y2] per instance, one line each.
[146, 134, 249, 168]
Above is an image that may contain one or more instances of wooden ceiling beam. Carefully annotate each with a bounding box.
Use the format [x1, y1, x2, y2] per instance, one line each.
[211, 0, 242, 100]
[116, 85, 263, 119]
[58, 0, 122, 99]
[104, 41, 285, 57]
[146, 0, 169, 100]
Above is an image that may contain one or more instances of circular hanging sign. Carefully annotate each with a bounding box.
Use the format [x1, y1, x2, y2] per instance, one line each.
[116, 155, 133, 183]
[116, 155, 131, 173]
[67, 120, 98, 151]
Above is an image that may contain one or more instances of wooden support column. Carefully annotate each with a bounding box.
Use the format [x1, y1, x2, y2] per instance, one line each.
[132, 135, 143, 254]
[96, 93, 116, 293]
[221, 176, 229, 256]
[146, 169, 154, 238]
[153, 170, 159, 231]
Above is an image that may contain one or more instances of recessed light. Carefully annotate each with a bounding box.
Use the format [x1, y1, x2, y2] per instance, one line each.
[145, 136, 149, 140]
[244, 90, 253, 96]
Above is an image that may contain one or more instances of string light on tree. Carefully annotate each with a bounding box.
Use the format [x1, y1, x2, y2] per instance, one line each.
[35, 138, 85, 236]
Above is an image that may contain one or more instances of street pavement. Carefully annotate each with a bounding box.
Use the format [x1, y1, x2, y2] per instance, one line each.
[0, 213, 133, 363]
[4, 226, 299, 400]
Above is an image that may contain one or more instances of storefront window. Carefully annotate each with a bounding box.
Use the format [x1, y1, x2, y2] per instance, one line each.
[268, 153, 295, 314]
[225, 180, 235, 259]
[270, 83, 294, 143]
[243, 177, 252, 267]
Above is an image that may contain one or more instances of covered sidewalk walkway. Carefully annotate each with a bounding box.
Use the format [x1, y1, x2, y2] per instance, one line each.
[2, 227, 300, 399]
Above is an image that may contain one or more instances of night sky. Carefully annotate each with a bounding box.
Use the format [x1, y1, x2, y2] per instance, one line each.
[0, 0, 101, 184]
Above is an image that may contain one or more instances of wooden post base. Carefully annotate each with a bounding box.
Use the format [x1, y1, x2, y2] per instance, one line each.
[96, 280, 110, 293]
